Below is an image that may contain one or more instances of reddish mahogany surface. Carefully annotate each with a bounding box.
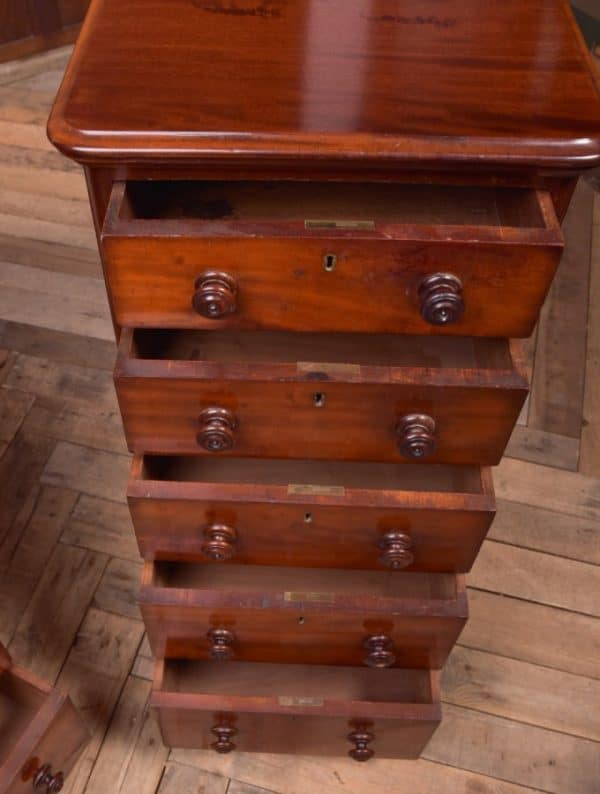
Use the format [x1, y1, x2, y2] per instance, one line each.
[48, 0, 600, 170]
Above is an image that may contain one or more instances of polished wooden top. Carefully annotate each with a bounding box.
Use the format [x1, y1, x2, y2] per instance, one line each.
[48, 0, 600, 171]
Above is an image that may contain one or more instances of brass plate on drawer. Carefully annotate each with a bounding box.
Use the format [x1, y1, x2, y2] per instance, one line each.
[304, 219, 375, 230]
[297, 361, 361, 377]
[284, 591, 335, 604]
[278, 696, 324, 707]
[287, 484, 346, 497]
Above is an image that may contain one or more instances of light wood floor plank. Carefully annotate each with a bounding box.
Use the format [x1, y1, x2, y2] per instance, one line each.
[0, 162, 88, 201]
[84, 675, 165, 794]
[0, 385, 34, 450]
[494, 457, 600, 522]
[156, 763, 229, 794]
[442, 645, 600, 741]
[0, 187, 93, 228]
[56, 608, 144, 794]
[0, 485, 77, 645]
[62, 495, 138, 562]
[0, 321, 114, 370]
[170, 749, 546, 794]
[93, 558, 142, 621]
[469, 540, 600, 616]
[490, 498, 600, 564]
[42, 442, 130, 502]
[9, 541, 108, 681]
[0, 45, 72, 87]
[0, 211, 97, 248]
[425, 704, 600, 794]
[461, 589, 600, 679]
[0, 262, 112, 340]
[117, 690, 170, 794]
[5, 353, 126, 453]
[505, 425, 579, 470]
[0, 431, 54, 543]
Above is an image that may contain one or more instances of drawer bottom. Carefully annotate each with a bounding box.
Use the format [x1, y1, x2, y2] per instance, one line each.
[152, 659, 441, 760]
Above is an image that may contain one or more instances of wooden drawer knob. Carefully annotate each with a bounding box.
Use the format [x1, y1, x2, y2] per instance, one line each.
[202, 523, 237, 561]
[192, 271, 237, 319]
[207, 628, 236, 661]
[211, 723, 237, 753]
[396, 413, 436, 459]
[363, 635, 396, 668]
[378, 531, 414, 569]
[418, 273, 464, 325]
[197, 407, 237, 452]
[32, 763, 64, 792]
[347, 728, 375, 762]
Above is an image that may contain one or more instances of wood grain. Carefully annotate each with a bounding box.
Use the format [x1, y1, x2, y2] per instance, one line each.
[102, 181, 563, 338]
[116, 330, 527, 464]
[8, 542, 107, 680]
[47, 0, 600, 171]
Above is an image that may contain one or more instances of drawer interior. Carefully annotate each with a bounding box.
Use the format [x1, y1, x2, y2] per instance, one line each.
[0, 670, 45, 766]
[159, 659, 435, 704]
[148, 562, 461, 602]
[120, 180, 547, 229]
[131, 329, 515, 370]
[141, 456, 484, 494]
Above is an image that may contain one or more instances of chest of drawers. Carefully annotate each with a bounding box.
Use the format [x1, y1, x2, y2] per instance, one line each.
[48, 0, 600, 763]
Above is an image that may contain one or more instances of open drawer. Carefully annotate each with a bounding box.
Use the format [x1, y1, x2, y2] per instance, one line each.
[0, 655, 88, 793]
[102, 180, 563, 337]
[152, 659, 441, 760]
[129, 456, 496, 572]
[115, 329, 528, 464]
[139, 563, 467, 669]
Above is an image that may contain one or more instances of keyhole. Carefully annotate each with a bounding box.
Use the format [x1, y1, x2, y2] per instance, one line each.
[323, 253, 337, 272]
[313, 392, 326, 408]
[304, 512, 313, 523]
[298, 616, 305, 625]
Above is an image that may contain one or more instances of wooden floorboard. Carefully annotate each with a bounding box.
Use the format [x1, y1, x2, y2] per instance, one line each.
[0, 48, 598, 794]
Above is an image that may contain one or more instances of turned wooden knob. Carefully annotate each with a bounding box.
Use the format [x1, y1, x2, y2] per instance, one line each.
[197, 407, 237, 452]
[418, 273, 464, 325]
[363, 635, 396, 668]
[33, 763, 64, 793]
[192, 271, 237, 319]
[207, 628, 235, 661]
[378, 531, 414, 569]
[396, 413, 436, 459]
[347, 728, 375, 762]
[211, 723, 237, 753]
[201, 523, 237, 561]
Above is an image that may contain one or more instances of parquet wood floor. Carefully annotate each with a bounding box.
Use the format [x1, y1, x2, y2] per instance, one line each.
[0, 47, 598, 794]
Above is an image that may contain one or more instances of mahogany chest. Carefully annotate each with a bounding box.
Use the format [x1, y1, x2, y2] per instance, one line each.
[48, 0, 600, 762]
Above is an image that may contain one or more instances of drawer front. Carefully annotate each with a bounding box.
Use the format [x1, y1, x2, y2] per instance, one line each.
[0, 669, 88, 794]
[153, 659, 441, 760]
[140, 563, 468, 669]
[142, 605, 465, 669]
[116, 377, 526, 464]
[156, 707, 438, 760]
[102, 182, 563, 338]
[116, 329, 527, 464]
[129, 457, 496, 572]
[103, 236, 561, 337]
